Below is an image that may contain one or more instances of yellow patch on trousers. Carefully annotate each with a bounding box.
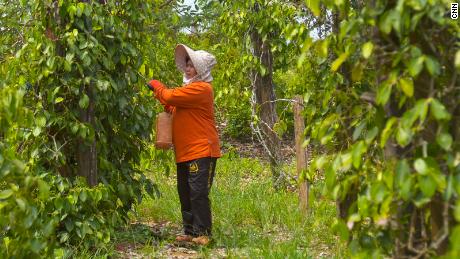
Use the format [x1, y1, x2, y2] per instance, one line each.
[189, 162, 199, 173]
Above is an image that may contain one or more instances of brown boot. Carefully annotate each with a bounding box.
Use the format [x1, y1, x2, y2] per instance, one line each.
[191, 236, 210, 245]
[175, 234, 193, 242]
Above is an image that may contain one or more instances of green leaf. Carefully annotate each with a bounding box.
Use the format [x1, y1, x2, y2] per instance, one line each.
[373, 182, 387, 203]
[419, 174, 437, 198]
[407, 0, 427, 10]
[334, 0, 344, 6]
[325, 165, 336, 190]
[351, 63, 363, 82]
[65, 53, 74, 62]
[315, 156, 329, 170]
[30, 240, 45, 254]
[79, 190, 88, 202]
[414, 158, 428, 175]
[425, 56, 440, 76]
[71, 123, 79, 134]
[67, 5, 77, 19]
[396, 159, 410, 186]
[396, 125, 412, 147]
[0, 190, 13, 199]
[455, 200, 460, 223]
[82, 52, 91, 67]
[451, 226, 460, 250]
[46, 57, 55, 69]
[33, 127, 41, 137]
[54, 198, 64, 211]
[138, 64, 146, 76]
[430, 99, 451, 121]
[445, 173, 453, 201]
[364, 126, 379, 144]
[413, 195, 431, 207]
[400, 109, 418, 129]
[36, 116, 46, 127]
[59, 233, 69, 243]
[376, 82, 392, 106]
[455, 51, 460, 69]
[318, 39, 329, 58]
[76, 2, 85, 17]
[380, 117, 397, 148]
[347, 211, 361, 223]
[305, 0, 321, 17]
[408, 56, 425, 77]
[352, 141, 366, 169]
[55, 97, 64, 104]
[38, 180, 50, 200]
[361, 42, 374, 59]
[332, 220, 349, 241]
[379, 10, 398, 34]
[339, 152, 352, 171]
[436, 132, 453, 151]
[16, 198, 26, 210]
[331, 52, 349, 72]
[414, 99, 429, 124]
[433, 171, 446, 192]
[399, 78, 414, 97]
[79, 94, 89, 109]
[64, 61, 72, 72]
[352, 122, 366, 141]
[260, 65, 267, 76]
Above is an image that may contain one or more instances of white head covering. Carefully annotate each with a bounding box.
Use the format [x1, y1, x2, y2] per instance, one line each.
[174, 44, 217, 84]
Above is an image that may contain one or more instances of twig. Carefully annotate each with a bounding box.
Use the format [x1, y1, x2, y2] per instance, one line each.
[250, 71, 276, 162]
[260, 98, 303, 106]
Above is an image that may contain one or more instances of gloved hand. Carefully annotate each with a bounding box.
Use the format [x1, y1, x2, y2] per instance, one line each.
[146, 80, 163, 91]
[164, 105, 174, 113]
[146, 83, 154, 91]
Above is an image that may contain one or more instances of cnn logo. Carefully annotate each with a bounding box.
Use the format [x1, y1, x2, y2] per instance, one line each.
[452, 3, 459, 19]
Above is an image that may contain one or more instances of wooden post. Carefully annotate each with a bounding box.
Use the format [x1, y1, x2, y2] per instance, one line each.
[293, 95, 309, 213]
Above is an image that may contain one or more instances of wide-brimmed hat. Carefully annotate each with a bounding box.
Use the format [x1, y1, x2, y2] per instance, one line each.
[175, 44, 216, 76]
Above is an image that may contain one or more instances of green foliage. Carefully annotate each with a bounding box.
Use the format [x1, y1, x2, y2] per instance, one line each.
[2, 0, 459, 257]
[0, 0, 175, 256]
[223, 103, 253, 140]
[295, 0, 460, 256]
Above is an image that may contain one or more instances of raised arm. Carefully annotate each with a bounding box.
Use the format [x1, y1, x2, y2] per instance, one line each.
[148, 80, 210, 108]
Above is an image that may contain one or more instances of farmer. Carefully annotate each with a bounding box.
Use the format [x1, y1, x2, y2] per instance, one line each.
[147, 44, 221, 245]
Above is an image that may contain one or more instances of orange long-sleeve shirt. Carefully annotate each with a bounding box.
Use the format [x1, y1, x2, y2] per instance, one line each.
[150, 80, 221, 163]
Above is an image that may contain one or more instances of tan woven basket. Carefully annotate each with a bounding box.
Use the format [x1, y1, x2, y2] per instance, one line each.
[155, 112, 173, 149]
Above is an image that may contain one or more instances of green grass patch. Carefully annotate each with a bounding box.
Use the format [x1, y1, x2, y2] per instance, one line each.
[115, 154, 348, 258]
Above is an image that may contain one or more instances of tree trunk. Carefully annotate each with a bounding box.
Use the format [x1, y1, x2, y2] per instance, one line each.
[77, 1, 98, 186]
[78, 85, 98, 187]
[249, 4, 284, 188]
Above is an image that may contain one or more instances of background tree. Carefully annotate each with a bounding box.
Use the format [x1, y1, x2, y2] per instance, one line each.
[216, 0, 300, 188]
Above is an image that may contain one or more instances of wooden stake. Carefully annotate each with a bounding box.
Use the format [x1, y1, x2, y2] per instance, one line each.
[293, 95, 309, 213]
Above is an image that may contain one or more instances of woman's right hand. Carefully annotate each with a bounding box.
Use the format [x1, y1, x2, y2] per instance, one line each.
[146, 83, 155, 91]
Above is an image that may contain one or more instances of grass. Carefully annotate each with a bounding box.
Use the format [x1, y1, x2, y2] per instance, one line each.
[108, 153, 348, 258]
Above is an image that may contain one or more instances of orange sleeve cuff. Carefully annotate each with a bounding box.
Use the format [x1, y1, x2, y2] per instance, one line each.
[148, 80, 164, 90]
